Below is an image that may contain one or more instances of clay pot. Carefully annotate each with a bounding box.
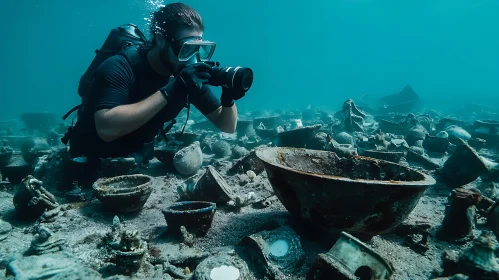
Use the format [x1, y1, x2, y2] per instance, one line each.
[278, 125, 322, 148]
[162, 201, 216, 236]
[423, 134, 450, 154]
[236, 120, 256, 138]
[92, 174, 153, 213]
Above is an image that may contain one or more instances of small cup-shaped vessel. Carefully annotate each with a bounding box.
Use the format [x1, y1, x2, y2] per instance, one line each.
[93, 174, 153, 213]
[162, 201, 216, 237]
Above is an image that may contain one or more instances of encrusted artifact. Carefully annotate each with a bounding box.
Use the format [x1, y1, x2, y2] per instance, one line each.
[13, 175, 59, 219]
[437, 188, 481, 244]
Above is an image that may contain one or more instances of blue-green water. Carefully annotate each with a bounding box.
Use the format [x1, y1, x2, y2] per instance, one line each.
[1, 0, 499, 118]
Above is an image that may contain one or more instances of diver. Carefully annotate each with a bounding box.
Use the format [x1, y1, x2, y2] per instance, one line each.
[62, 2, 253, 170]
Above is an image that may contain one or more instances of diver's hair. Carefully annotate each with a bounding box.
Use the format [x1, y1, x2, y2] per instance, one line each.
[150, 3, 204, 45]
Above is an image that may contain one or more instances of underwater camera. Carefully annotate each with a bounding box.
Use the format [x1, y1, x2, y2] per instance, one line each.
[177, 40, 254, 92]
[205, 61, 254, 92]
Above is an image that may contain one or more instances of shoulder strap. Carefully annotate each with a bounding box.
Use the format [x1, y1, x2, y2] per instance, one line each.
[119, 45, 146, 78]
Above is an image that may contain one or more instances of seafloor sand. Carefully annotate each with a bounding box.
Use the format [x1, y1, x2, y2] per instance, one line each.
[1, 156, 492, 279]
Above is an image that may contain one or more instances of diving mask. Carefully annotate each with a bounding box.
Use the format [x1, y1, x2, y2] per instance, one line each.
[177, 40, 216, 63]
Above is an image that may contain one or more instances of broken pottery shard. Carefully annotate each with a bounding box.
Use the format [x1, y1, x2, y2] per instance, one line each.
[194, 254, 251, 280]
[173, 141, 203, 176]
[278, 124, 322, 148]
[180, 165, 234, 203]
[13, 175, 59, 219]
[227, 149, 266, 176]
[406, 148, 442, 170]
[6, 252, 103, 279]
[441, 138, 488, 187]
[307, 231, 395, 280]
[240, 225, 305, 278]
[437, 188, 481, 244]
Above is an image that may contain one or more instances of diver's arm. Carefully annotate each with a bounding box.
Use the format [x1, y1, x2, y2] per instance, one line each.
[205, 105, 238, 133]
[95, 91, 167, 142]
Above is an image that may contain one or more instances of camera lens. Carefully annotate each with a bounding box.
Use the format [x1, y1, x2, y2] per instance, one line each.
[234, 67, 253, 92]
[212, 66, 254, 92]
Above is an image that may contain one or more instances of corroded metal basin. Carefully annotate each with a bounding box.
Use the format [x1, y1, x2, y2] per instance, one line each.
[255, 147, 435, 238]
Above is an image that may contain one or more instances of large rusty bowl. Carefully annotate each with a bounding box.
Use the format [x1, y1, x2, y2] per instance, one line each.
[255, 147, 435, 238]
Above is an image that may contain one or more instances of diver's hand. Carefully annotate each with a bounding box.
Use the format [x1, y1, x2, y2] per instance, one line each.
[160, 63, 211, 102]
[177, 63, 212, 91]
[221, 87, 246, 107]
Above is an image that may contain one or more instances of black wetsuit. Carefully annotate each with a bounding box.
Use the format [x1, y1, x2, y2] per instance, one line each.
[71, 47, 221, 159]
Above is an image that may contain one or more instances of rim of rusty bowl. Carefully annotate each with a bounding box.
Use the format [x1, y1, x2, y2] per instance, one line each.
[255, 147, 436, 187]
[93, 174, 153, 195]
[162, 201, 216, 215]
